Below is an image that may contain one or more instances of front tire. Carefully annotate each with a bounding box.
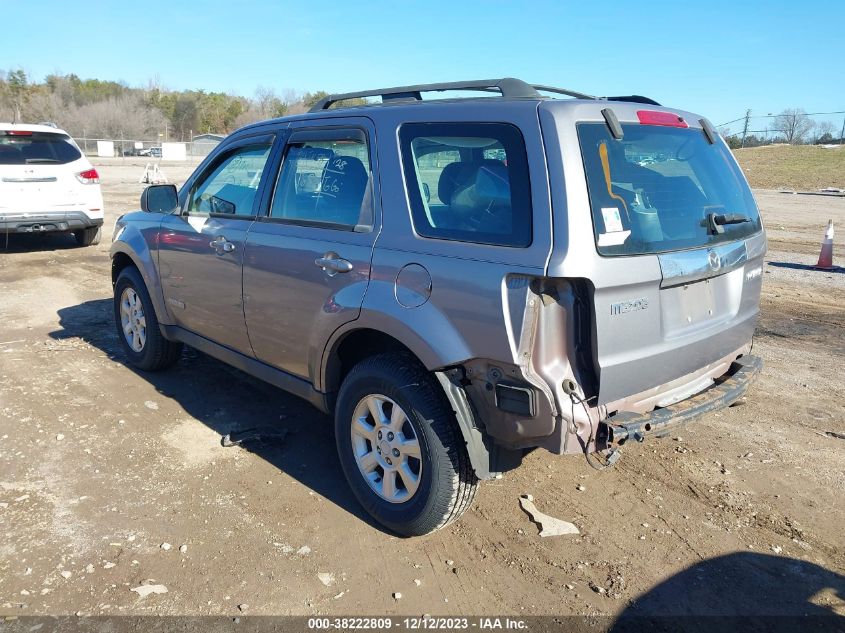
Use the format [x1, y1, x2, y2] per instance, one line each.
[335, 353, 478, 536]
[113, 266, 182, 371]
[74, 226, 101, 246]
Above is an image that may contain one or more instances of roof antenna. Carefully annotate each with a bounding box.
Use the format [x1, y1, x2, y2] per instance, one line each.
[601, 108, 624, 140]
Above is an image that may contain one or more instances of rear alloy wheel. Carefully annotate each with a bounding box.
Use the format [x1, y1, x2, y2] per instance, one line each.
[74, 226, 101, 246]
[351, 394, 423, 504]
[113, 266, 182, 371]
[335, 353, 478, 536]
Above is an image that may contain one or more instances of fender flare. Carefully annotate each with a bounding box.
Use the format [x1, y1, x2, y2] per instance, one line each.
[319, 312, 522, 480]
[434, 370, 522, 480]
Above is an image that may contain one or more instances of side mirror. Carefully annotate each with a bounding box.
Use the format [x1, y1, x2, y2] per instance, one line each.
[140, 184, 178, 213]
[422, 182, 431, 203]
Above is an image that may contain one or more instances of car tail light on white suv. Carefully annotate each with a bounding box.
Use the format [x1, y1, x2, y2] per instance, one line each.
[76, 168, 100, 184]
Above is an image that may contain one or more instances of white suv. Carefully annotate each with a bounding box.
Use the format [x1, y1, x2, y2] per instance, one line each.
[1, 123, 104, 246]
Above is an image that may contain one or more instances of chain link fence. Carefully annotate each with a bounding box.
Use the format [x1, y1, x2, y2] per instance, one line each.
[72, 136, 224, 161]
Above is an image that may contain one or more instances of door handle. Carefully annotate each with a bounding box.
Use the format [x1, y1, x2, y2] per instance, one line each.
[209, 236, 236, 254]
[315, 253, 353, 275]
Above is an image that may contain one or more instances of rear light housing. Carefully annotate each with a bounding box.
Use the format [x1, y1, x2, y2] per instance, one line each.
[2, 130, 33, 136]
[76, 168, 100, 184]
[637, 110, 689, 128]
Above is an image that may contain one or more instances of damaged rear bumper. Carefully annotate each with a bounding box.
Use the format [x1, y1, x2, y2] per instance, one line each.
[604, 354, 763, 445]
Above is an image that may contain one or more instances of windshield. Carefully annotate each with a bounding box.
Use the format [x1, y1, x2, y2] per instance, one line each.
[578, 122, 762, 256]
[0, 131, 82, 165]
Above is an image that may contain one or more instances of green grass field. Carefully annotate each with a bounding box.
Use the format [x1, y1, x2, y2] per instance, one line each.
[733, 144, 845, 191]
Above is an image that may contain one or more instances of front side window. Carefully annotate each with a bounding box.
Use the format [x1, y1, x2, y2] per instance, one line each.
[270, 133, 372, 229]
[187, 143, 272, 217]
[399, 122, 532, 248]
[578, 122, 762, 255]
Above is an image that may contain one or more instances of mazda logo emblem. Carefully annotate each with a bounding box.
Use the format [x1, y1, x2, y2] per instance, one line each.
[707, 250, 721, 271]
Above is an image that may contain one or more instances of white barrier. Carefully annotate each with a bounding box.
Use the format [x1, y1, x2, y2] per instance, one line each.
[96, 140, 115, 158]
[161, 142, 187, 161]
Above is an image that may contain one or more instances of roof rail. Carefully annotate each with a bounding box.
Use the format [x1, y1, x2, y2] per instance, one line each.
[532, 84, 597, 100]
[309, 78, 543, 112]
[308, 78, 659, 112]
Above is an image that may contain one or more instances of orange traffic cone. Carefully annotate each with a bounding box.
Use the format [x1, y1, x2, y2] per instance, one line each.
[815, 219, 835, 270]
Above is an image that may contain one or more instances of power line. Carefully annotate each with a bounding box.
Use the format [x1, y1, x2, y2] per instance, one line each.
[718, 109, 845, 127]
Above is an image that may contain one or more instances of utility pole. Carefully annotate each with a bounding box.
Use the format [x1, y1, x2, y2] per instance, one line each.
[840, 114, 844, 145]
[741, 109, 751, 148]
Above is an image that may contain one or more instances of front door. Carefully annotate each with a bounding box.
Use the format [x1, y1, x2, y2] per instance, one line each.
[158, 134, 275, 353]
[243, 122, 379, 383]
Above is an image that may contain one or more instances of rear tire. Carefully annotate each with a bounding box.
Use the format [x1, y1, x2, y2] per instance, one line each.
[74, 226, 101, 246]
[335, 352, 478, 536]
[114, 266, 182, 371]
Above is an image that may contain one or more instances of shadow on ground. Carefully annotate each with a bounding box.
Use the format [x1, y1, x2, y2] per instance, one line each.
[768, 261, 843, 274]
[610, 552, 844, 632]
[1, 231, 84, 252]
[50, 298, 384, 532]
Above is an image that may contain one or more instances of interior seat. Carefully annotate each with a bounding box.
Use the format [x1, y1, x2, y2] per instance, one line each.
[314, 154, 369, 225]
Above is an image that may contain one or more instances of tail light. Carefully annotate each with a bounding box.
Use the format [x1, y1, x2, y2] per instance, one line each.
[76, 168, 100, 184]
[637, 110, 689, 128]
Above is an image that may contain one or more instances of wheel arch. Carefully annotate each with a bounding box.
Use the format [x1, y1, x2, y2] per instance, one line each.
[110, 239, 172, 327]
[111, 251, 137, 285]
[321, 323, 518, 480]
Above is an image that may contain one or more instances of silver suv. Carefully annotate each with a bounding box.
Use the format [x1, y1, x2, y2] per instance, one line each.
[110, 79, 765, 536]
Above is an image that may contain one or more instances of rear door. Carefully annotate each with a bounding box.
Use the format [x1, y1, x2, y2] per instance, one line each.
[544, 104, 765, 407]
[157, 132, 275, 353]
[242, 119, 379, 383]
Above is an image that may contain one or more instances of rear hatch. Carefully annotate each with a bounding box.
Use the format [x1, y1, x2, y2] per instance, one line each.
[0, 130, 90, 212]
[542, 103, 765, 408]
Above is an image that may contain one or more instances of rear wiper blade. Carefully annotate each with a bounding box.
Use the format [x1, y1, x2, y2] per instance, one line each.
[705, 212, 751, 234]
[24, 158, 60, 163]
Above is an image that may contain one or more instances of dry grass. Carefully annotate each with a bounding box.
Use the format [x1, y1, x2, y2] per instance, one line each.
[734, 144, 845, 191]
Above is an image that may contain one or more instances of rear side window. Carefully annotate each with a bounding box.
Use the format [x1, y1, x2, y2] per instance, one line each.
[270, 132, 373, 229]
[578, 122, 762, 256]
[0, 131, 82, 165]
[399, 123, 532, 247]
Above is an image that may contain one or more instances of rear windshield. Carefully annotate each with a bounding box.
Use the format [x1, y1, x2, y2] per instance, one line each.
[578, 122, 762, 256]
[0, 131, 82, 165]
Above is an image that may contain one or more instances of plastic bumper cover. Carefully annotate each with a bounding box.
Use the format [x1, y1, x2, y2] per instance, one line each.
[0, 211, 104, 233]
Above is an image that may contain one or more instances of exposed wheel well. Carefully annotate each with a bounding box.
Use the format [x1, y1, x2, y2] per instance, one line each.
[111, 252, 137, 286]
[326, 329, 418, 396]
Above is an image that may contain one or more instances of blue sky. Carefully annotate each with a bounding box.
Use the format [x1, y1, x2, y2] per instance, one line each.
[2, 0, 843, 131]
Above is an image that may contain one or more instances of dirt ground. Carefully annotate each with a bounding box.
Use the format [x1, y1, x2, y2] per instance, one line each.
[1, 159, 843, 620]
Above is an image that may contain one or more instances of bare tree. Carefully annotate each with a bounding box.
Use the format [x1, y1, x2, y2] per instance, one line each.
[233, 106, 263, 129]
[24, 90, 65, 124]
[57, 95, 168, 139]
[253, 85, 287, 118]
[772, 109, 815, 144]
[812, 120, 836, 144]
